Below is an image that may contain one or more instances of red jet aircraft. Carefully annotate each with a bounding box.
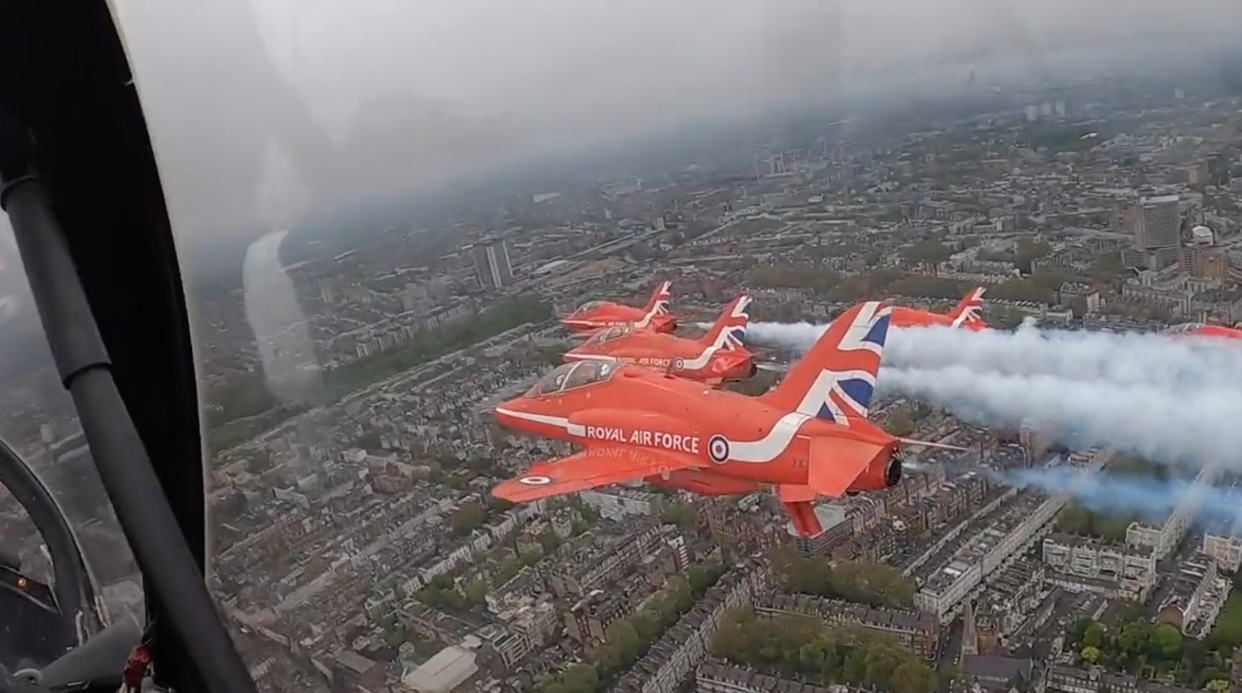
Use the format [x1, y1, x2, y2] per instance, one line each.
[1167, 322, 1242, 340]
[755, 287, 990, 376]
[560, 281, 676, 336]
[563, 295, 756, 385]
[492, 301, 961, 537]
[891, 287, 988, 330]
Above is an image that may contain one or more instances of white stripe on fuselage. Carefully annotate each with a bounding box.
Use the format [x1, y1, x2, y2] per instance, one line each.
[494, 406, 809, 464]
[729, 412, 813, 463]
[496, 408, 586, 436]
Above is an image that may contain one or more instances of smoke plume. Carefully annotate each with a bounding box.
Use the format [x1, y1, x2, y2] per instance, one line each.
[745, 321, 1242, 390]
[877, 365, 1242, 470]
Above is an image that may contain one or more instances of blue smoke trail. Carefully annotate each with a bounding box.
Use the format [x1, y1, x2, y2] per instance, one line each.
[993, 466, 1242, 533]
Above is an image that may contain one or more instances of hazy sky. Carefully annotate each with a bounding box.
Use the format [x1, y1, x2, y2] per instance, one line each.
[106, 0, 1241, 237]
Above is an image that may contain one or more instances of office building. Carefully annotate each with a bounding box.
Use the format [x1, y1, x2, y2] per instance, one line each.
[1134, 195, 1181, 250]
[472, 240, 513, 290]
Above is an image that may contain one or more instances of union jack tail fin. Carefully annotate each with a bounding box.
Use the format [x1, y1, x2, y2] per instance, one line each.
[948, 287, 987, 328]
[699, 295, 751, 351]
[759, 301, 891, 424]
[641, 281, 672, 317]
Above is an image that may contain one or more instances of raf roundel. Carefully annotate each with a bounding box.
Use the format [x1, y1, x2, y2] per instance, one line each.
[707, 435, 730, 464]
[518, 475, 552, 486]
[672, 357, 685, 371]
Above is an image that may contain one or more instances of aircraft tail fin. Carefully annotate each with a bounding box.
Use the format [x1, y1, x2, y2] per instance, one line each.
[635, 281, 672, 327]
[699, 294, 752, 350]
[641, 281, 672, 316]
[759, 301, 891, 424]
[948, 286, 987, 328]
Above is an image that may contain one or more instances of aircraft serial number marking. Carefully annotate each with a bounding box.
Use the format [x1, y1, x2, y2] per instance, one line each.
[585, 447, 661, 462]
[583, 425, 700, 454]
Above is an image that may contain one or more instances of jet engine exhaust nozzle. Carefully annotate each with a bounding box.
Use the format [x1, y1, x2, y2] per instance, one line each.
[885, 457, 902, 487]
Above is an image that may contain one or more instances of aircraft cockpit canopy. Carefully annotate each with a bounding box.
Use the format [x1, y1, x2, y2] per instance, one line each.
[583, 325, 633, 346]
[524, 361, 618, 397]
[1166, 323, 1205, 334]
[571, 300, 608, 316]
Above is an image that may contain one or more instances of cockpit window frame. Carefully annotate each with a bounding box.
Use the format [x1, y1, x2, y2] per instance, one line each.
[525, 361, 618, 398]
[583, 325, 632, 346]
[571, 300, 607, 316]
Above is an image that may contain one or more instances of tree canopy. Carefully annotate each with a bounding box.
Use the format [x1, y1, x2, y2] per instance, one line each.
[987, 306, 1031, 330]
[771, 546, 916, 608]
[659, 501, 698, 529]
[1067, 614, 1236, 687]
[1092, 251, 1125, 282]
[417, 574, 466, 611]
[1068, 617, 1181, 674]
[882, 410, 916, 438]
[1055, 505, 1134, 542]
[1014, 238, 1052, 274]
[450, 501, 488, 536]
[1019, 123, 1104, 154]
[887, 276, 967, 300]
[712, 607, 937, 693]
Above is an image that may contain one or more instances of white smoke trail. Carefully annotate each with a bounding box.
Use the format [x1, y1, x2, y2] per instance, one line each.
[876, 366, 1242, 470]
[746, 321, 1242, 390]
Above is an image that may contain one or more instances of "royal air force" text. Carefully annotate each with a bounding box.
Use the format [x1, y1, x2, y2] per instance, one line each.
[614, 356, 673, 368]
[583, 425, 699, 454]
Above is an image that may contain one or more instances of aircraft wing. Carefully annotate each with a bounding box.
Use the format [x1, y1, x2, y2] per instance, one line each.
[493, 446, 706, 503]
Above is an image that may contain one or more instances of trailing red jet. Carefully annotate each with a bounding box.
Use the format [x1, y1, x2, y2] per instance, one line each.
[753, 287, 990, 376]
[491, 301, 963, 537]
[891, 287, 988, 331]
[560, 281, 676, 336]
[564, 295, 756, 385]
[1167, 323, 1242, 341]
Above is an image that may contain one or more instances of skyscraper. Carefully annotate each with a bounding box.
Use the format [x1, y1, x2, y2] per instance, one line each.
[472, 240, 513, 290]
[1134, 195, 1181, 250]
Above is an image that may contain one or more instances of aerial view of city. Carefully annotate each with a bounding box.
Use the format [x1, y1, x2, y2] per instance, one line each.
[5, 2, 1242, 693]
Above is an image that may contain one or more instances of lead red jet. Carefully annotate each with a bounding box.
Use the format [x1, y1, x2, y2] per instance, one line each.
[560, 281, 676, 336]
[491, 301, 962, 537]
[563, 295, 756, 385]
[891, 286, 988, 330]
